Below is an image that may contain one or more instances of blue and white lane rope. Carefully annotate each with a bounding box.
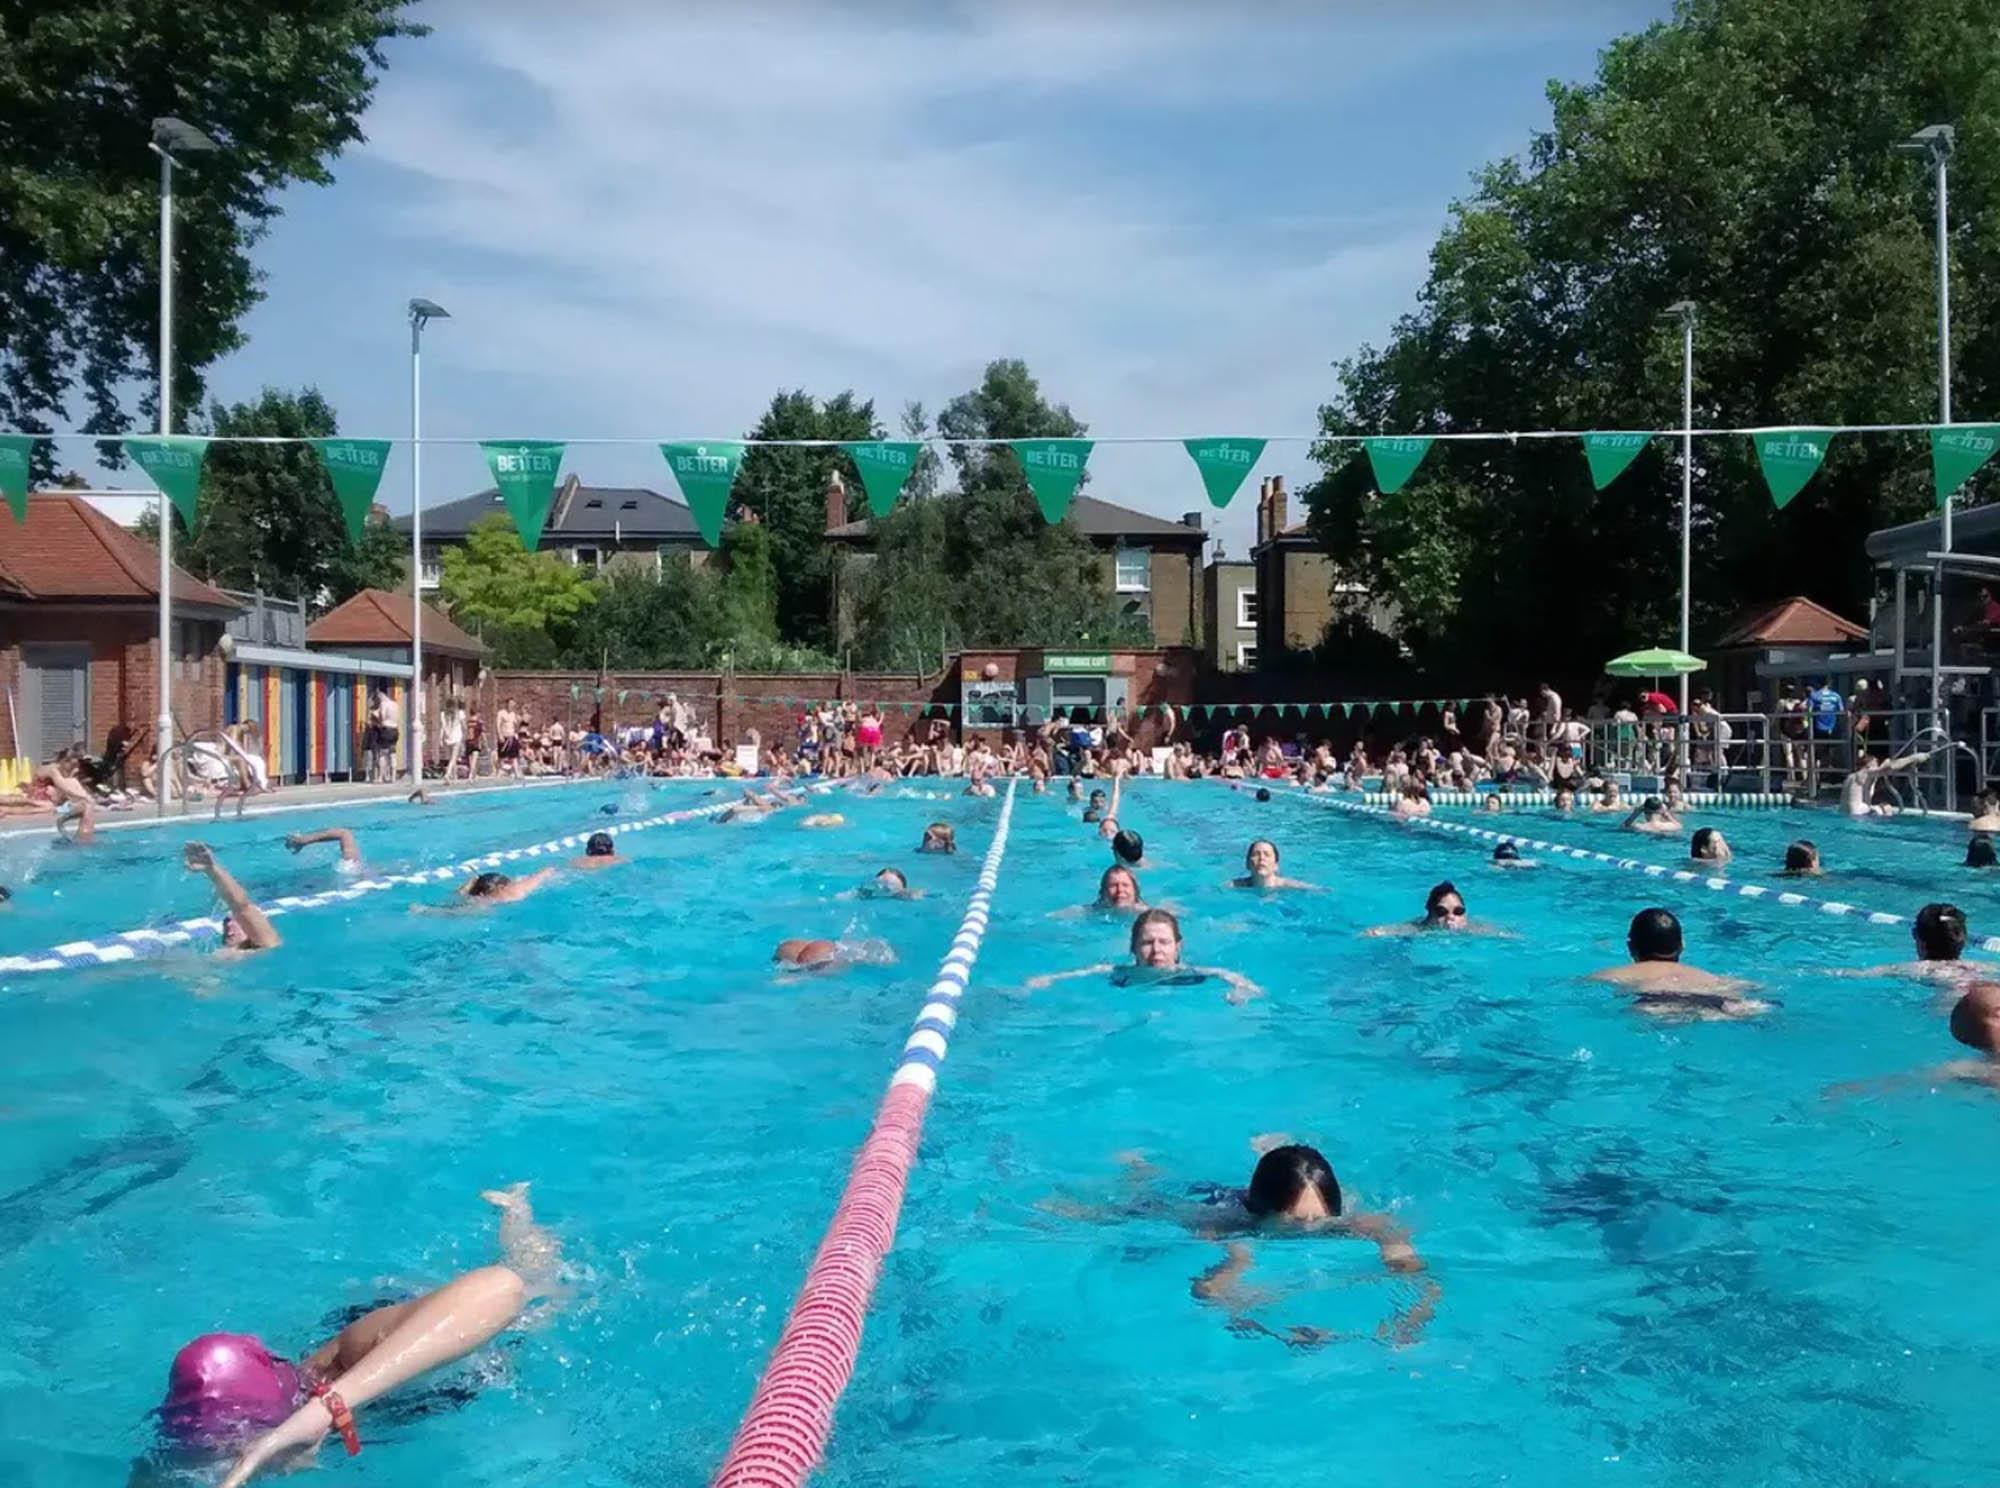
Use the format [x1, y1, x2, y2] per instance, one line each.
[1265, 787, 2000, 954]
[891, 777, 1016, 1095]
[0, 791, 797, 978]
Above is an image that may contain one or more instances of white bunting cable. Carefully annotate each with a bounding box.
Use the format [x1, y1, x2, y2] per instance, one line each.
[1259, 786, 2000, 953]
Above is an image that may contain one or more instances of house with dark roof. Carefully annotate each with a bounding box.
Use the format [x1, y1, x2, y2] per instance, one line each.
[822, 473, 1208, 647]
[0, 492, 242, 763]
[395, 475, 705, 590]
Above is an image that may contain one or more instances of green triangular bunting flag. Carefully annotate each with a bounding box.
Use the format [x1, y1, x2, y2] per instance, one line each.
[1754, 429, 1835, 510]
[660, 441, 744, 547]
[1931, 425, 2000, 509]
[1182, 438, 1266, 509]
[479, 441, 565, 548]
[313, 439, 393, 544]
[1363, 437, 1433, 495]
[0, 434, 38, 523]
[1009, 439, 1094, 522]
[1581, 431, 1650, 491]
[843, 442, 923, 519]
[124, 436, 210, 526]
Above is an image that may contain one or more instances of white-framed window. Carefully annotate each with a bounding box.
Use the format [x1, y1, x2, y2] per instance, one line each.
[418, 546, 442, 590]
[1237, 590, 1259, 628]
[573, 546, 601, 571]
[1237, 643, 1258, 670]
[1113, 546, 1149, 593]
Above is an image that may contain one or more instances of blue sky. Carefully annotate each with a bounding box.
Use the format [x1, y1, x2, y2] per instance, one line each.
[156, 0, 1668, 557]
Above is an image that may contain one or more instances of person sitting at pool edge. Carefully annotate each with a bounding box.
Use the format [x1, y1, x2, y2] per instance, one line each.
[459, 868, 556, 905]
[286, 827, 363, 874]
[1622, 797, 1681, 836]
[185, 843, 281, 954]
[1026, 908, 1261, 1003]
[1779, 839, 1823, 877]
[161, 1186, 562, 1488]
[570, 831, 621, 869]
[919, 821, 956, 854]
[1234, 839, 1313, 890]
[1690, 826, 1731, 868]
[1589, 907, 1765, 1018]
[1364, 881, 1510, 937]
[1844, 744, 1947, 817]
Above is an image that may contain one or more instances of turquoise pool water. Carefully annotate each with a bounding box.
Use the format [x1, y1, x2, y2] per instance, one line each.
[2, 782, 1995, 1485]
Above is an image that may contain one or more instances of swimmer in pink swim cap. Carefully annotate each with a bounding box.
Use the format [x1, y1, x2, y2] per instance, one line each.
[157, 1186, 562, 1488]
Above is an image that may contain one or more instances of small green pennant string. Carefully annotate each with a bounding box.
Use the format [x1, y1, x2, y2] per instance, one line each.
[1009, 439, 1094, 522]
[1754, 429, 1836, 510]
[900, 703, 912, 714]
[1580, 431, 1650, 491]
[842, 442, 924, 519]
[1182, 438, 1266, 509]
[944, 703, 958, 715]
[659, 441, 745, 547]
[1362, 437, 1433, 495]
[1310, 702, 1326, 718]
[479, 440, 565, 548]
[0, 434, 39, 523]
[124, 436, 210, 526]
[313, 439, 393, 544]
[1930, 425, 2000, 509]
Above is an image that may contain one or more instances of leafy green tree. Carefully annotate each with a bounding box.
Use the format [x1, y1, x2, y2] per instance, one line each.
[438, 514, 600, 643]
[135, 386, 404, 605]
[0, 2, 425, 477]
[557, 562, 721, 670]
[1302, 0, 2000, 687]
[734, 389, 883, 647]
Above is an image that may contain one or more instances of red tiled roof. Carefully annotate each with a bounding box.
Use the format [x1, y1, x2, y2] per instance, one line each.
[1715, 596, 1869, 648]
[0, 493, 241, 611]
[306, 588, 488, 659]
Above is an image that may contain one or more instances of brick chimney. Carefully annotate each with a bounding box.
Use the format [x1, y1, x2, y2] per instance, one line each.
[1269, 475, 1288, 537]
[825, 467, 847, 534]
[1255, 477, 1272, 546]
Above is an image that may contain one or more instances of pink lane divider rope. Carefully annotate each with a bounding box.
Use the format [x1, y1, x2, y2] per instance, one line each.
[712, 779, 1018, 1488]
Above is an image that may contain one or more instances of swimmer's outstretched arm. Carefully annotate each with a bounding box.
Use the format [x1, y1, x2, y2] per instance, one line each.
[1202, 967, 1263, 1004]
[185, 843, 280, 950]
[1024, 964, 1114, 990]
[494, 868, 557, 903]
[1362, 922, 1421, 939]
[285, 828, 360, 862]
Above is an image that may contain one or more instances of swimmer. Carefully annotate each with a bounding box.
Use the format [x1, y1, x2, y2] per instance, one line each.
[1109, 827, 1145, 867]
[773, 937, 896, 973]
[570, 831, 621, 869]
[1232, 839, 1314, 890]
[1254, 787, 1272, 802]
[1480, 792, 1504, 814]
[456, 868, 556, 905]
[1690, 826, 1731, 868]
[1026, 908, 1261, 1003]
[184, 843, 281, 954]
[1835, 901, 1991, 986]
[1589, 781, 1624, 813]
[1621, 797, 1682, 835]
[164, 1187, 562, 1488]
[800, 812, 847, 827]
[1066, 779, 1084, 803]
[1967, 834, 1997, 869]
[285, 828, 363, 875]
[919, 821, 957, 854]
[1552, 786, 1576, 812]
[1844, 745, 1946, 817]
[407, 789, 434, 806]
[1588, 907, 1765, 1017]
[1081, 789, 1108, 823]
[1491, 841, 1535, 869]
[1827, 981, 2000, 1100]
[860, 867, 922, 900]
[1778, 839, 1823, 877]
[1364, 881, 1511, 937]
[963, 774, 996, 798]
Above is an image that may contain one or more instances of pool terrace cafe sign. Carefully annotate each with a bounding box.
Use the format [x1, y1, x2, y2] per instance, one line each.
[1044, 651, 1113, 674]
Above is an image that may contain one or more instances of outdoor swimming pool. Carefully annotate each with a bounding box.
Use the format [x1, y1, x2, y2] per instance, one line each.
[2, 780, 1995, 1486]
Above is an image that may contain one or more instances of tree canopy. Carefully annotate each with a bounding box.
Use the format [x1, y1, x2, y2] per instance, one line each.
[438, 514, 602, 664]
[1302, 0, 2000, 689]
[0, 1, 423, 475]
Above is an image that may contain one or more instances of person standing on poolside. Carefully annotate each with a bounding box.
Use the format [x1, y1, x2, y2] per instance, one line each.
[495, 698, 520, 777]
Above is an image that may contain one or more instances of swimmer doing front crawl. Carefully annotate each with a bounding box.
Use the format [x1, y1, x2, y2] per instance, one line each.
[1026, 908, 1262, 1003]
[153, 1185, 563, 1487]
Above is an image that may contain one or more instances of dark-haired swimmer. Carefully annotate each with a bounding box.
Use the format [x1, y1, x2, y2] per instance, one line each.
[1622, 797, 1681, 836]
[1778, 839, 1823, 877]
[1589, 907, 1765, 1017]
[858, 866, 923, 900]
[1364, 881, 1510, 937]
[570, 831, 621, 869]
[1491, 841, 1535, 869]
[1232, 839, 1315, 890]
[1026, 908, 1260, 1002]
[458, 868, 556, 905]
[1828, 981, 2000, 1100]
[1968, 834, 1998, 869]
[1690, 826, 1731, 867]
[1835, 901, 1992, 988]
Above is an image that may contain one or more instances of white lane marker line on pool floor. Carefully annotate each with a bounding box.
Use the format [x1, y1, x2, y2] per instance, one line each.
[0, 784, 847, 978]
[1262, 787, 1992, 950]
[712, 781, 1017, 1488]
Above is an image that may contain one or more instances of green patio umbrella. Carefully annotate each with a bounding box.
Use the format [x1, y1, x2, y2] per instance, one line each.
[1604, 647, 1705, 679]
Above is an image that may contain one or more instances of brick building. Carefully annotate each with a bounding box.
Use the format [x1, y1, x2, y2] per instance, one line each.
[0, 493, 240, 764]
[306, 588, 489, 768]
[1203, 557, 1258, 671]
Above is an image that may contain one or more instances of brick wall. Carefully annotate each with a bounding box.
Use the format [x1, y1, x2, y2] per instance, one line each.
[0, 607, 227, 762]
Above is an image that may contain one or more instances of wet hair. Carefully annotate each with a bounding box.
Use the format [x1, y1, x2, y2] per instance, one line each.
[599, 803, 619, 816]
[1081, 808, 1103, 823]
[1492, 842, 1521, 862]
[1948, 984, 2000, 1052]
[1244, 838, 1279, 869]
[467, 872, 511, 898]
[1424, 881, 1466, 921]
[586, 831, 615, 857]
[1111, 828, 1144, 865]
[0, 885, 10, 902]
[1914, 902, 1968, 961]
[1254, 787, 1271, 802]
[875, 867, 908, 892]
[1097, 864, 1139, 901]
[1627, 907, 1684, 962]
[1641, 796, 1664, 815]
[1968, 835, 1998, 869]
[1128, 907, 1181, 954]
[1690, 827, 1723, 861]
[922, 822, 956, 852]
[1783, 840, 1818, 872]
[1088, 790, 1107, 805]
[1243, 1143, 1343, 1219]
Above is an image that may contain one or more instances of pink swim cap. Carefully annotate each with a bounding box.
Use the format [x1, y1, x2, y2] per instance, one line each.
[160, 1333, 301, 1444]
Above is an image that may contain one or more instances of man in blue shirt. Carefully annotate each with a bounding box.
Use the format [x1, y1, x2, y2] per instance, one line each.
[1807, 678, 1843, 738]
